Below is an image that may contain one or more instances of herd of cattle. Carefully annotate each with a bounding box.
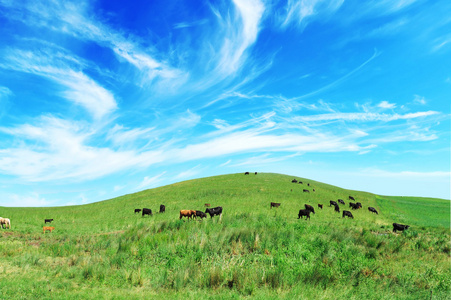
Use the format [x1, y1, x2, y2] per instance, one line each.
[0, 174, 411, 234]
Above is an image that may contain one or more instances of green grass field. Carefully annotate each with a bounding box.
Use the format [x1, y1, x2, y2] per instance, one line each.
[0, 173, 450, 299]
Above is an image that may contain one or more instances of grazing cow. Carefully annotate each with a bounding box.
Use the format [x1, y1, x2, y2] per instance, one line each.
[393, 223, 410, 233]
[318, 204, 323, 209]
[313, 189, 315, 192]
[180, 210, 195, 220]
[349, 202, 359, 210]
[299, 181, 303, 184]
[134, 209, 141, 214]
[255, 172, 258, 175]
[298, 209, 311, 220]
[44, 219, 54, 224]
[338, 199, 345, 205]
[292, 179, 298, 183]
[356, 202, 362, 208]
[307, 183, 310, 187]
[245, 172, 250, 175]
[142, 208, 152, 217]
[329, 200, 338, 207]
[43, 226, 54, 233]
[304, 204, 315, 214]
[205, 206, 223, 218]
[270, 202, 281, 209]
[0, 218, 11, 229]
[159, 205, 166, 213]
[195, 211, 207, 219]
[342, 210, 354, 219]
[303, 189, 310, 193]
[334, 204, 340, 213]
[368, 207, 378, 214]
[349, 196, 355, 201]
[205, 203, 211, 207]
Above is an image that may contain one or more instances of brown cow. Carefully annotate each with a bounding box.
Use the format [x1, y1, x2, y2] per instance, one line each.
[205, 203, 211, 207]
[43, 226, 55, 233]
[179, 210, 195, 220]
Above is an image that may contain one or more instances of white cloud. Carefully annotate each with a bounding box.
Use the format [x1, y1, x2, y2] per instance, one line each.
[413, 95, 427, 105]
[175, 165, 203, 179]
[280, 0, 344, 29]
[0, 86, 12, 98]
[2, 192, 52, 207]
[137, 172, 167, 190]
[377, 101, 396, 109]
[293, 111, 438, 123]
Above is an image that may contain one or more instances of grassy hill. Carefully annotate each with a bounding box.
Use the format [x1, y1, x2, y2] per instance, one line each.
[0, 173, 449, 299]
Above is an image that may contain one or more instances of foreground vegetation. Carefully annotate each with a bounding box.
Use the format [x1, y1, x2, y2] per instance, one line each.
[0, 173, 450, 299]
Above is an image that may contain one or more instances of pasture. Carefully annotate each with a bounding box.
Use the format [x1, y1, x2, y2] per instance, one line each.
[0, 173, 450, 299]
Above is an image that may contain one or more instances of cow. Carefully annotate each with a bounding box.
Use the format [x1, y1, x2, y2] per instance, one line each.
[44, 219, 54, 224]
[205, 203, 211, 207]
[142, 208, 152, 217]
[318, 204, 323, 209]
[313, 189, 315, 192]
[393, 223, 410, 233]
[342, 210, 354, 219]
[245, 172, 250, 175]
[195, 211, 207, 219]
[43, 226, 54, 233]
[270, 202, 281, 209]
[159, 205, 166, 213]
[368, 207, 378, 214]
[298, 209, 311, 220]
[303, 189, 310, 193]
[134, 209, 141, 214]
[307, 183, 310, 187]
[349, 196, 355, 201]
[292, 179, 298, 183]
[299, 181, 303, 184]
[334, 204, 340, 213]
[0, 218, 11, 229]
[205, 206, 223, 218]
[356, 202, 362, 208]
[180, 210, 195, 220]
[304, 204, 315, 214]
[329, 200, 338, 207]
[349, 202, 359, 210]
[338, 199, 345, 205]
[255, 172, 258, 175]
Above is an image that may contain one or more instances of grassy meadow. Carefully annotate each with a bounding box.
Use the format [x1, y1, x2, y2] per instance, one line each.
[0, 173, 450, 299]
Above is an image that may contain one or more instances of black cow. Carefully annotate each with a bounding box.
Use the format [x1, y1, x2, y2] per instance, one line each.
[318, 204, 323, 209]
[270, 202, 281, 209]
[349, 196, 355, 201]
[159, 205, 165, 213]
[303, 189, 310, 193]
[356, 202, 362, 208]
[329, 200, 338, 207]
[304, 204, 315, 214]
[313, 189, 315, 192]
[195, 211, 207, 219]
[368, 207, 378, 214]
[142, 208, 152, 217]
[299, 181, 303, 184]
[255, 172, 257, 175]
[245, 172, 250, 175]
[307, 183, 310, 186]
[342, 210, 354, 219]
[298, 209, 311, 220]
[134, 209, 141, 214]
[393, 223, 410, 232]
[205, 206, 223, 218]
[334, 204, 340, 213]
[292, 179, 298, 183]
[349, 202, 359, 210]
[44, 219, 53, 224]
[338, 199, 345, 205]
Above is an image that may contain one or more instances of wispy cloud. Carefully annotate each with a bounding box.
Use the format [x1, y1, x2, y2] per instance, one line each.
[137, 172, 167, 190]
[377, 101, 396, 109]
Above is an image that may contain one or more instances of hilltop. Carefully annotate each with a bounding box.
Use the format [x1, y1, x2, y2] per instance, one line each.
[0, 173, 449, 299]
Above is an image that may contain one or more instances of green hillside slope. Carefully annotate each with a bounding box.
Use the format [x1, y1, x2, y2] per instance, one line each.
[0, 173, 450, 299]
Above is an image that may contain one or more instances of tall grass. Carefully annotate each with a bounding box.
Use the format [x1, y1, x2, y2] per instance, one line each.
[0, 173, 449, 299]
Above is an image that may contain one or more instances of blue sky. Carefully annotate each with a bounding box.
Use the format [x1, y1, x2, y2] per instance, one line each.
[0, 0, 449, 207]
